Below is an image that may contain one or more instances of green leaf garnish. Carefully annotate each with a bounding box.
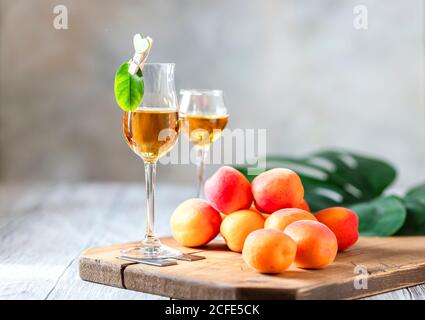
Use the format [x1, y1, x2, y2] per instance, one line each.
[114, 62, 144, 111]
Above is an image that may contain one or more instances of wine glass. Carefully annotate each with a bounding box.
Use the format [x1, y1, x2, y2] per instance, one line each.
[121, 63, 180, 259]
[180, 90, 229, 198]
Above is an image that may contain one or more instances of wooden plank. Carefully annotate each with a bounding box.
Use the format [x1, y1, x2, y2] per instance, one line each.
[80, 236, 425, 300]
[0, 184, 115, 299]
[364, 280, 425, 300]
[0, 183, 52, 228]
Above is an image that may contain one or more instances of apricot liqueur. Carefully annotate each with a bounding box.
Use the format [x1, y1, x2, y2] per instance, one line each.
[180, 89, 229, 197]
[123, 108, 179, 163]
[114, 34, 181, 259]
[181, 114, 228, 148]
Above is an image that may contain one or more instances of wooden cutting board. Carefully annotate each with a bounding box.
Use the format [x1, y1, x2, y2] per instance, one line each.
[79, 237, 425, 300]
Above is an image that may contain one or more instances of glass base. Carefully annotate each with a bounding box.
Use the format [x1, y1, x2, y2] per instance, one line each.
[120, 243, 181, 260]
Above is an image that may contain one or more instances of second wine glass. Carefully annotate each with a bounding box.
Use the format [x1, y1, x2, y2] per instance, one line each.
[180, 89, 229, 198]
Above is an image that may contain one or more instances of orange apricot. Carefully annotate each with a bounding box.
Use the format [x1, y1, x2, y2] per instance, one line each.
[265, 208, 317, 231]
[220, 210, 264, 252]
[242, 228, 297, 274]
[284, 220, 337, 269]
[170, 198, 221, 247]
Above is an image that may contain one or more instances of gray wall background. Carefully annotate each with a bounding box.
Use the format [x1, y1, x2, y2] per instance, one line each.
[0, 0, 424, 189]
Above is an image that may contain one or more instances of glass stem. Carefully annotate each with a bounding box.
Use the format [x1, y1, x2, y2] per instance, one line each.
[143, 161, 160, 248]
[195, 146, 208, 198]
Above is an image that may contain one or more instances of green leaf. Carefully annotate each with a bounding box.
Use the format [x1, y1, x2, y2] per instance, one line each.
[350, 196, 406, 236]
[235, 149, 397, 212]
[114, 62, 144, 111]
[396, 183, 425, 235]
[312, 150, 396, 200]
[405, 182, 425, 199]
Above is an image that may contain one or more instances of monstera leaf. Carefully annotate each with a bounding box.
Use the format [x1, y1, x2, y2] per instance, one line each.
[396, 183, 425, 235]
[236, 149, 397, 212]
[350, 196, 406, 236]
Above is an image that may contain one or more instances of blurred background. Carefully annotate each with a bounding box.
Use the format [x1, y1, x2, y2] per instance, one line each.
[0, 0, 424, 189]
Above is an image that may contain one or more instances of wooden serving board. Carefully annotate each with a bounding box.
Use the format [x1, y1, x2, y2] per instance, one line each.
[79, 237, 425, 300]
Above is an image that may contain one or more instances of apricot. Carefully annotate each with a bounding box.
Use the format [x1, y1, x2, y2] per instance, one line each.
[243, 229, 297, 274]
[265, 208, 317, 231]
[220, 210, 264, 252]
[170, 198, 222, 247]
[284, 220, 337, 269]
[204, 166, 253, 214]
[296, 199, 311, 212]
[251, 168, 304, 214]
[315, 207, 359, 251]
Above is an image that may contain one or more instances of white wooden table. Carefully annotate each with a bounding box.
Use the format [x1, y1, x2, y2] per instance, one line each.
[0, 183, 424, 300]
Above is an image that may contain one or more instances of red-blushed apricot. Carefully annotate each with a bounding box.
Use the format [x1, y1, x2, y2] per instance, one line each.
[242, 228, 297, 274]
[284, 220, 337, 269]
[265, 208, 317, 231]
[315, 207, 359, 251]
[204, 166, 253, 214]
[251, 168, 304, 214]
[220, 210, 264, 252]
[296, 199, 311, 212]
[170, 199, 221, 247]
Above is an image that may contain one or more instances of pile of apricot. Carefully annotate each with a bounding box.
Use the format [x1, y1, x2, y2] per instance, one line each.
[170, 166, 359, 274]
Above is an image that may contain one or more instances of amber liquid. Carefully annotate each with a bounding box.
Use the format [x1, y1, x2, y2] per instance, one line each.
[181, 114, 229, 148]
[123, 109, 180, 163]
